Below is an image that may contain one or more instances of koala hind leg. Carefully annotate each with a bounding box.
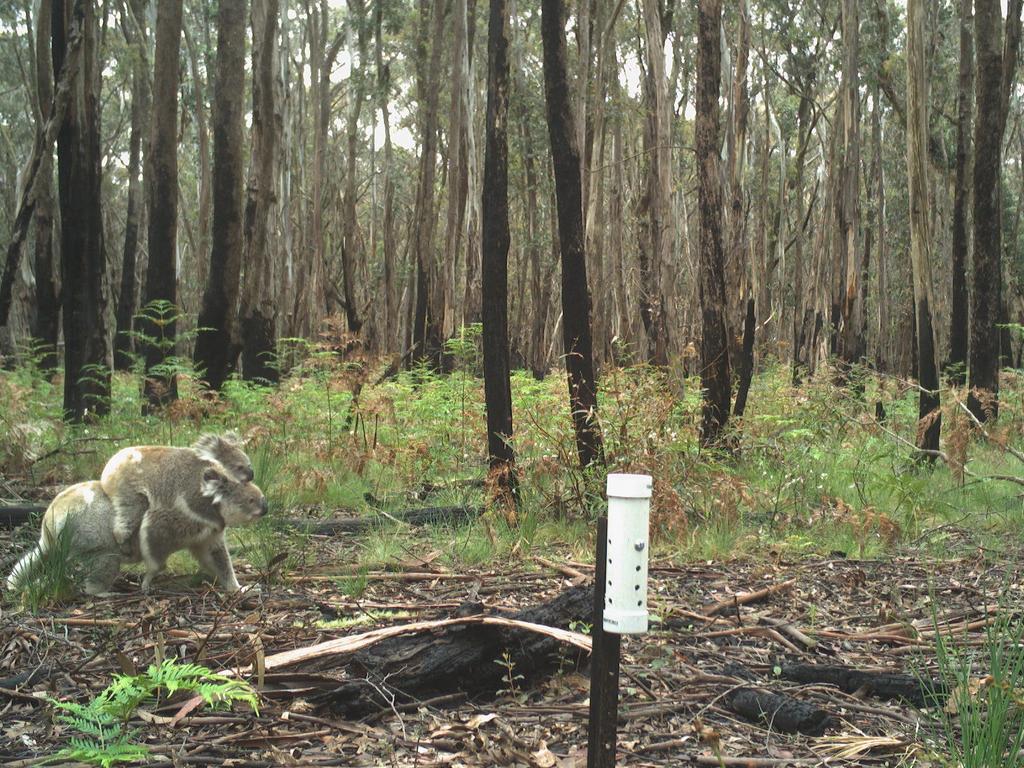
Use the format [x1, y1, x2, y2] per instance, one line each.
[190, 535, 241, 592]
[138, 515, 169, 593]
[111, 492, 148, 552]
[83, 553, 123, 597]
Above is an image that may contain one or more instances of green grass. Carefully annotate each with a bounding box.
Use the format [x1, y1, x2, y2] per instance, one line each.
[7, 520, 80, 609]
[929, 607, 1024, 767]
[5, 343, 1024, 595]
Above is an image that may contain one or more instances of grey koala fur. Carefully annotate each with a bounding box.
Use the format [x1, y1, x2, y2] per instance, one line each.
[7, 468, 268, 596]
[100, 432, 254, 552]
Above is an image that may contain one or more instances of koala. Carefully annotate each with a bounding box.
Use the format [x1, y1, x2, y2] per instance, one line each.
[6, 482, 126, 597]
[100, 431, 254, 552]
[6, 468, 268, 596]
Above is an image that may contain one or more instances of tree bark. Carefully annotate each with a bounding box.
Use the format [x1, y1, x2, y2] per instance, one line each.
[790, 84, 814, 385]
[239, 0, 280, 383]
[55, 0, 110, 419]
[907, 0, 941, 455]
[481, 0, 516, 505]
[540, 0, 603, 468]
[836, 0, 863, 375]
[182, 18, 212, 298]
[872, 83, 887, 374]
[948, 0, 973, 386]
[969, 0, 1022, 420]
[639, 0, 672, 366]
[32, 0, 59, 371]
[441, 0, 470, 344]
[194, 0, 246, 390]
[374, 2, 397, 351]
[340, 0, 367, 335]
[696, 0, 730, 447]
[113, 0, 149, 371]
[140, 0, 182, 409]
[410, 0, 446, 365]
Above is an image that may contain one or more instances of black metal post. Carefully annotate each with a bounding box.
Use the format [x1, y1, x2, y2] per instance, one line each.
[587, 516, 620, 768]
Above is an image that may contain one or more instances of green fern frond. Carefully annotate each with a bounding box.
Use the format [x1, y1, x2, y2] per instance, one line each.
[53, 739, 149, 768]
[48, 658, 258, 766]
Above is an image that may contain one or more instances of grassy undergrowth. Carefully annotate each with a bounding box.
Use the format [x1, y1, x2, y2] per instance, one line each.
[3, 346, 1024, 577]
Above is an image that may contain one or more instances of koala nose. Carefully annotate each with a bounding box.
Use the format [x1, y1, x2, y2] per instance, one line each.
[244, 467, 255, 482]
[259, 497, 269, 517]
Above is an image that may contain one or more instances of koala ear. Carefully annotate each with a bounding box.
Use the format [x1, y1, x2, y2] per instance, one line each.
[201, 465, 229, 497]
[193, 433, 220, 461]
[221, 430, 245, 446]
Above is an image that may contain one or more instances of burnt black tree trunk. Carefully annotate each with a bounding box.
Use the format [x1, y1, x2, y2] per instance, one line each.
[907, 0, 942, 457]
[114, 0, 150, 371]
[55, 0, 110, 420]
[480, 0, 516, 504]
[969, 0, 1022, 420]
[697, 0, 731, 446]
[239, 0, 281, 383]
[195, 0, 246, 390]
[733, 298, 755, 418]
[948, 0, 972, 386]
[540, 0, 603, 469]
[32, 0, 59, 371]
[140, 0, 182, 409]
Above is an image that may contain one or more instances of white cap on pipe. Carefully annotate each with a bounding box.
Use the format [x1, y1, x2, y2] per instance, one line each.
[606, 473, 653, 499]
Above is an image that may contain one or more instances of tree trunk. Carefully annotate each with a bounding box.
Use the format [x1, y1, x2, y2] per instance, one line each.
[140, 0, 183, 409]
[790, 86, 813, 385]
[410, 0, 446, 365]
[948, 0, 973, 386]
[55, 0, 110, 419]
[640, 0, 671, 366]
[511, 20, 545, 376]
[239, 0, 280, 383]
[540, 0, 603, 468]
[481, 0, 516, 505]
[340, 0, 367, 335]
[696, 0, 730, 447]
[194, 0, 246, 391]
[32, 0, 59, 371]
[907, 0, 941, 455]
[183, 18, 212, 300]
[374, 2, 397, 351]
[969, 0, 1022, 420]
[114, 0, 149, 371]
[836, 0, 863, 375]
[441, 0, 470, 344]
[873, 83, 887, 374]
[725, 0, 750, 372]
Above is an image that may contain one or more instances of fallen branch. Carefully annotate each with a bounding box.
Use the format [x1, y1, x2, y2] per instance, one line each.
[702, 579, 797, 617]
[267, 586, 594, 716]
[232, 605, 592, 678]
[779, 662, 945, 707]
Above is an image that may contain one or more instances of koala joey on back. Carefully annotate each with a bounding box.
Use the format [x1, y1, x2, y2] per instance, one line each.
[135, 464, 268, 592]
[100, 431, 254, 551]
[6, 468, 268, 596]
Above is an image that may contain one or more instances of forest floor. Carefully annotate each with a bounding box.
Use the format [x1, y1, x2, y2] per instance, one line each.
[3, 354, 1024, 765]
[1, 519, 1017, 766]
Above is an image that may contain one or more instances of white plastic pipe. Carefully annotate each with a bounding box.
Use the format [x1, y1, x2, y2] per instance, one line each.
[603, 473, 652, 635]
